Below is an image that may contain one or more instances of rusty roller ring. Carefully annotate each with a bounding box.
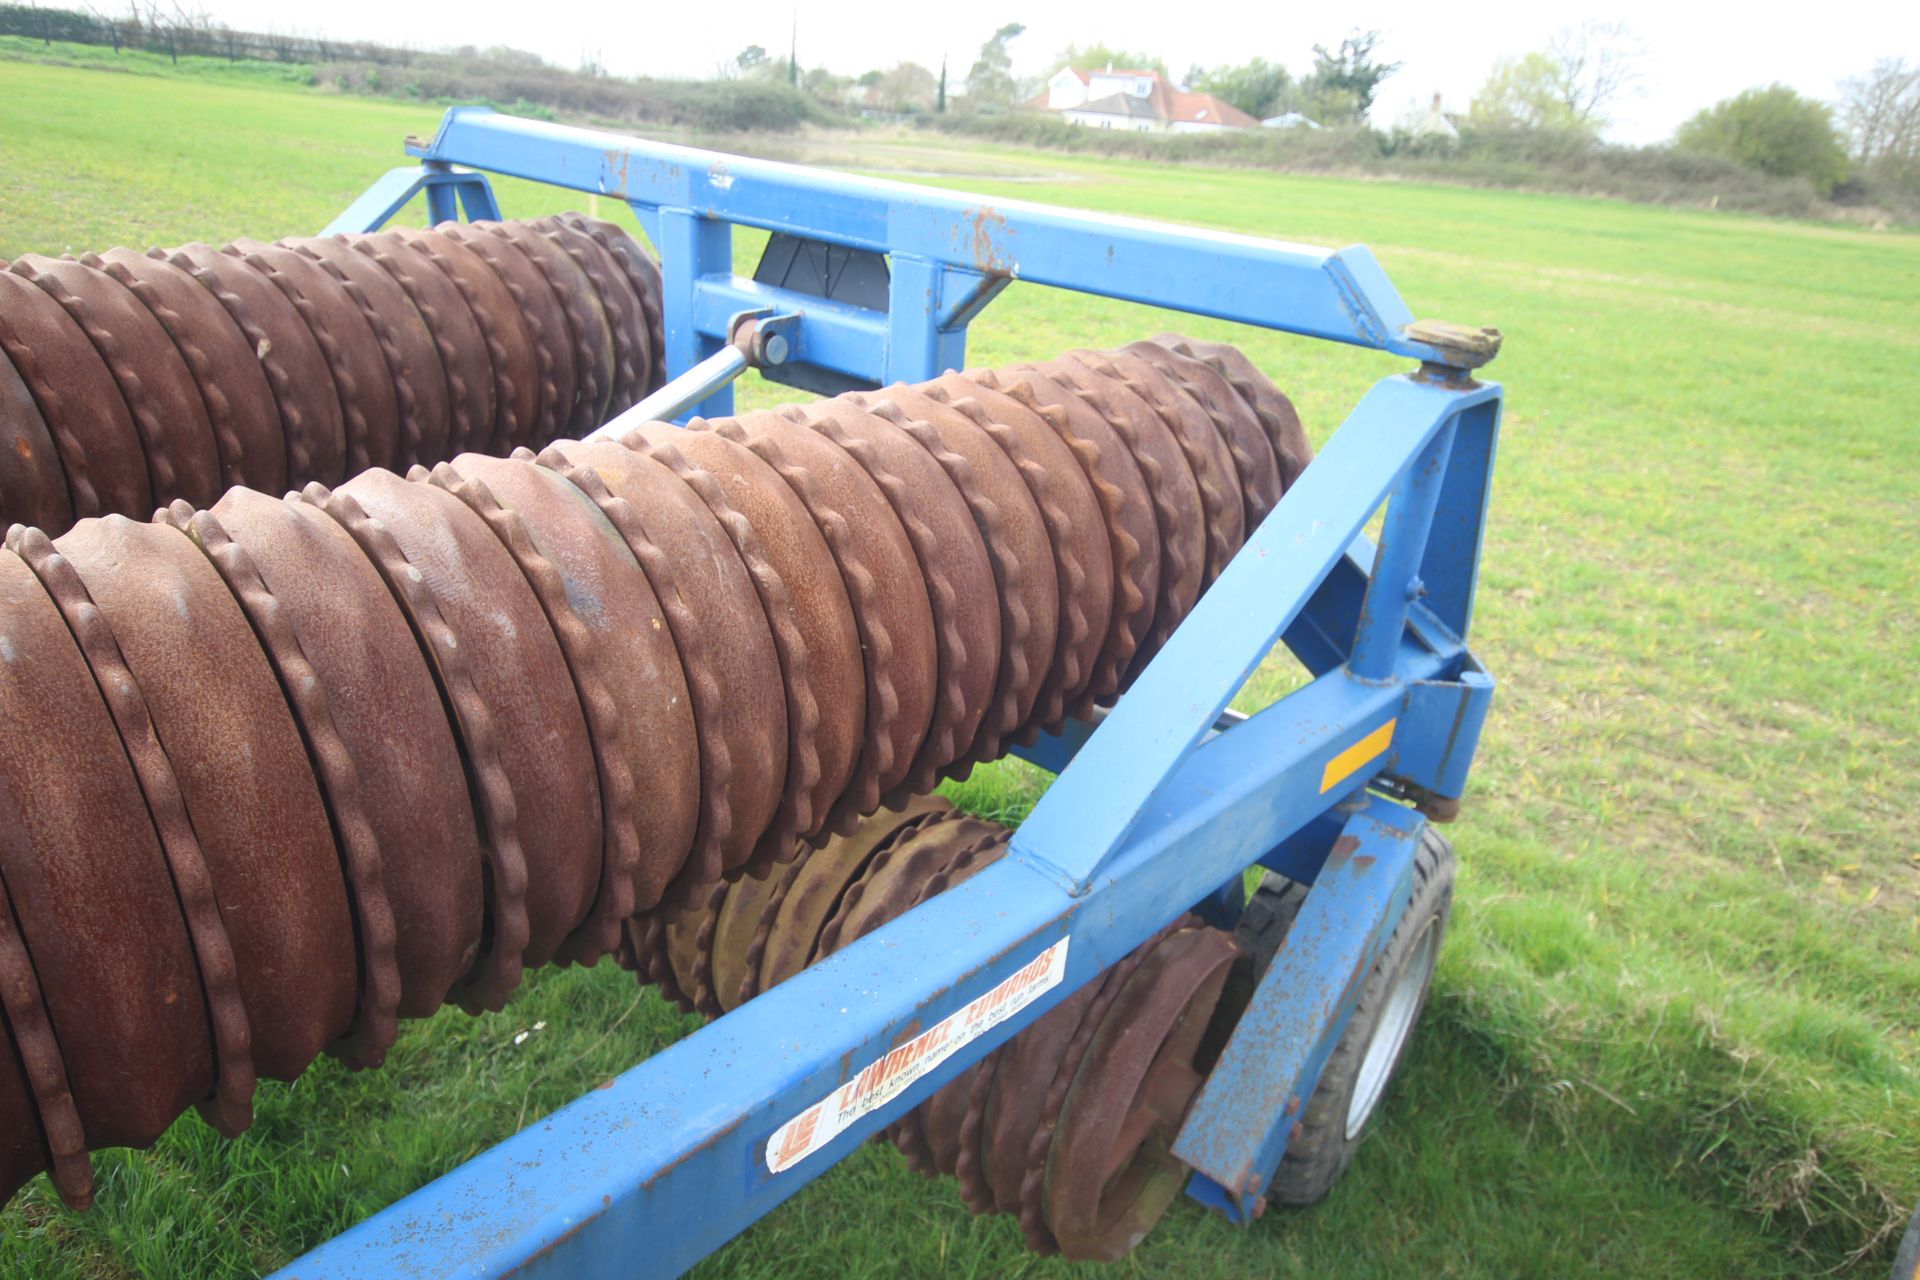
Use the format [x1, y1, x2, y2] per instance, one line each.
[0, 868, 74, 1207]
[1025, 360, 1204, 681]
[0, 271, 147, 524]
[389, 229, 537, 458]
[54, 516, 355, 1082]
[282, 236, 449, 473]
[966, 367, 1156, 713]
[1062, 349, 1245, 589]
[0, 538, 214, 1183]
[204, 487, 481, 1021]
[723, 795, 952, 1013]
[659, 874, 731, 1017]
[440, 453, 698, 955]
[346, 468, 600, 976]
[855, 387, 1056, 771]
[1013, 918, 1186, 1254]
[539, 439, 785, 894]
[0, 339, 71, 533]
[438, 225, 571, 454]
[348, 233, 493, 462]
[534, 217, 644, 416]
[1152, 335, 1314, 494]
[10, 255, 223, 512]
[6, 525, 255, 1141]
[976, 966, 1111, 1214]
[923, 374, 1112, 734]
[1042, 925, 1238, 1262]
[714, 412, 937, 832]
[559, 213, 662, 395]
[164, 242, 347, 488]
[522, 222, 616, 428]
[482, 222, 602, 437]
[229, 240, 400, 477]
[625, 424, 862, 872]
[706, 855, 802, 1015]
[753, 800, 951, 995]
[814, 814, 1002, 961]
[160, 499, 403, 1070]
[90, 247, 287, 498]
[301, 479, 531, 1012]
[783, 398, 998, 804]
[1122, 339, 1284, 534]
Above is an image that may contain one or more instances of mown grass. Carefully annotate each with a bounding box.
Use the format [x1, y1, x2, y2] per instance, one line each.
[0, 57, 1916, 1279]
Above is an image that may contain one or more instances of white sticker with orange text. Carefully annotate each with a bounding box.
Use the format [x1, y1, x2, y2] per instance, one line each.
[765, 938, 1071, 1174]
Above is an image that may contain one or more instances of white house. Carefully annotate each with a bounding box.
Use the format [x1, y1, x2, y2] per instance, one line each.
[1029, 65, 1257, 134]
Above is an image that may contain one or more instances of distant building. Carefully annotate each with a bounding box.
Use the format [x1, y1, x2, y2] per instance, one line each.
[1260, 112, 1321, 130]
[1411, 92, 1459, 141]
[1026, 64, 1257, 133]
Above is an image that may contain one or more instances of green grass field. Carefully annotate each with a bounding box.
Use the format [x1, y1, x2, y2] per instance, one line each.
[2, 52, 1918, 1279]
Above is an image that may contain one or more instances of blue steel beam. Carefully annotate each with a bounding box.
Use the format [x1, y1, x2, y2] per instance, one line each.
[394, 108, 1472, 365]
[319, 164, 500, 238]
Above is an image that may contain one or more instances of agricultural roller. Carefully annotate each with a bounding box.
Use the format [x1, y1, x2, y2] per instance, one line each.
[0, 106, 1503, 1275]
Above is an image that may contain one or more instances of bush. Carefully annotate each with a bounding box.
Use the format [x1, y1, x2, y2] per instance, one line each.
[1676, 85, 1850, 194]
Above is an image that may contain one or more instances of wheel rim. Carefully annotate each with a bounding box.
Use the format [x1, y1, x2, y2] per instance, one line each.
[1345, 916, 1440, 1140]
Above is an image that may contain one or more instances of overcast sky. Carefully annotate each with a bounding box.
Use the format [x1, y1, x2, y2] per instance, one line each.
[198, 0, 1917, 145]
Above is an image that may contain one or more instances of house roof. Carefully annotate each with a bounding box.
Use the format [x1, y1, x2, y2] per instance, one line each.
[1069, 91, 1162, 120]
[1169, 90, 1257, 128]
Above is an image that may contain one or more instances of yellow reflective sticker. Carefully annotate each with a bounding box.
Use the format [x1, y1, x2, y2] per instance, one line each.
[1319, 718, 1396, 793]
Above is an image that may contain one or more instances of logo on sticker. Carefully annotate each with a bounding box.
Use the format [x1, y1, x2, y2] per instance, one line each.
[765, 938, 1071, 1173]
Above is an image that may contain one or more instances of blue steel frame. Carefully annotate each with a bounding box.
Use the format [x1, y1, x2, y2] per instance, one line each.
[280, 107, 1501, 1278]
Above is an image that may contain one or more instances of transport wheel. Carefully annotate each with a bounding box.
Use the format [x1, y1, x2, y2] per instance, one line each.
[1893, 1199, 1920, 1280]
[1235, 824, 1455, 1207]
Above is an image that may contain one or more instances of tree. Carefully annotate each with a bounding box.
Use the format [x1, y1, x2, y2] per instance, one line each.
[1841, 59, 1920, 181]
[1545, 20, 1644, 129]
[1189, 58, 1295, 121]
[965, 22, 1025, 110]
[1469, 52, 1591, 133]
[1677, 85, 1849, 192]
[937, 56, 947, 113]
[1301, 29, 1398, 122]
[873, 61, 938, 113]
[1048, 43, 1165, 78]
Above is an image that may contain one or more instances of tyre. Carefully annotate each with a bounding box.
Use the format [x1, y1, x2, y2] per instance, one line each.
[1235, 824, 1455, 1207]
[1894, 1199, 1920, 1280]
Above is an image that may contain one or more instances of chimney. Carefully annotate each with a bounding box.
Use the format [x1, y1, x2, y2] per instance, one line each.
[1431, 91, 1442, 112]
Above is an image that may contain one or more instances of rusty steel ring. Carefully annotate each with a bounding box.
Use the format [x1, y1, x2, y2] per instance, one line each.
[348, 232, 494, 463]
[161, 498, 403, 1070]
[89, 246, 287, 497]
[438, 453, 698, 956]
[165, 242, 348, 487]
[1024, 361, 1204, 684]
[715, 411, 937, 832]
[561, 213, 662, 395]
[923, 374, 1113, 734]
[56, 516, 357, 1082]
[229, 240, 400, 477]
[204, 487, 482, 1021]
[854, 387, 1057, 772]
[11, 255, 224, 512]
[541, 439, 787, 892]
[0, 533, 217, 1171]
[1061, 349, 1245, 588]
[1042, 925, 1239, 1261]
[533, 217, 644, 415]
[1124, 339, 1284, 533]
[352, 468, 601, 974]
[0, 335, 71, 533]
[1151, 334, 1314, 493]
[625, 424, 862, 873]
[438, 225, 571, 455]
[0, 269, 148, 523]
[783, 398, 999, 804]
[483, 221, 602, 437]
[390, 229, 537, 458]
[968, 366, 1157, 711]
[281, 235, 448, 472]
